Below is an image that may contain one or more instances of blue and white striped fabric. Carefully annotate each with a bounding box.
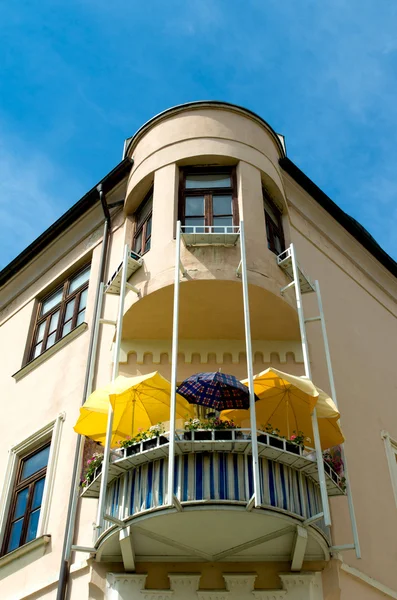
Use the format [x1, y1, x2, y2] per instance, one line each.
[105, 453, 325, 533]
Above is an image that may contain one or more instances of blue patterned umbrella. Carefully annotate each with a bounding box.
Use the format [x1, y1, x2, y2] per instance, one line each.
[177, 372, 256, 410]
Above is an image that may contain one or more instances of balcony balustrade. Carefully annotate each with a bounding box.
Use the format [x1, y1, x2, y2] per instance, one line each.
[82, 430, 344, 564]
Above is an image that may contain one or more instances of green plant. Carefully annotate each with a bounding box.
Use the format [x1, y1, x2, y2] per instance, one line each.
[118, 423, 165, 449]
[323, 450, 343, 475]
[184, 417, 238, 431]
[261, 423, 283, 437]
[81, 452, 103, 487]
[288, 431, 306, 448]
[260, 424, 310, 448]
[184, 418, 203, 431]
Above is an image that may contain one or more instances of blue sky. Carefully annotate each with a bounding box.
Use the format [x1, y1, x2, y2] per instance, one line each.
[1, 0, 397, 267]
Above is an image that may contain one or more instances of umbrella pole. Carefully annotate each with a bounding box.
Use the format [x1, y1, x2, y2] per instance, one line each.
[290, 243, 331, 527]
[168, 221, 182, 506]
[240, 220, 261, 507]
[95, 244, 130, 534]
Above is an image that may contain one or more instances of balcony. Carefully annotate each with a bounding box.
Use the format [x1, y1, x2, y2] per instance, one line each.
[82, 430, 344, 564]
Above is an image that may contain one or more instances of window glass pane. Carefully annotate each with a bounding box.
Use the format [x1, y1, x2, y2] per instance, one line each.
[26, 509, 40, 543]
[136, 195, 153, 229]
[48, 311, 59, 334]
[45, 332, 56, 349]
[76, 312, 85, 327]
[213, 195, 233, 215]
[264, 197, 281, 225]
[33, 343, 42, 359]
[41, 288, 63, 316]
[36, 321, 46, 343]
[62, 320, 72, 336]
[186, 173, 231, 189]
[32, 477, 46, 510]
[144, 238, 151, 253]
[79, 289, 88, 312]
[64, 299, 75, 322]
[146, 216, 152, 239]
[69, 267, 90, 294]
[21, 446, 50, 481]
[7, 518, 23, 552]
[133, 230, 143, 254]
[274, 235, 283, 255]
[13, 488, 29, 520]
[213, 216, 233, 232]
[184, 217, 206, 233]
[185, 196, 204, 216]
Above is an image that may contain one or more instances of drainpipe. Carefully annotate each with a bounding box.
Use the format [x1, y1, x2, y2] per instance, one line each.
[56, 184, 111, 600]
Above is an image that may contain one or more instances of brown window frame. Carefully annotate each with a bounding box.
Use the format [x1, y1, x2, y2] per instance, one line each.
[1, 443, 50, 556]
[179, 167, 239, 230]
[26, 263, 90, 364]
[263, 188, 285, 255]
[132, 189, 153, 255]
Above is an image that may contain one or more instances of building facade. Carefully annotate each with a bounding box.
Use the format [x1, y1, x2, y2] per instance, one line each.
[0, 101, 397, 600]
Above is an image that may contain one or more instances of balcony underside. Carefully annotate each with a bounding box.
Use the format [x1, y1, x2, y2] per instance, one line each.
[95, 505, 330, 564]
[121, 280, 300, 340]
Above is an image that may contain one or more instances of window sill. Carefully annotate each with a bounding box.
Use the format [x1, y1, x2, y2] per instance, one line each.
[0, 535, 51, 567]
[13, 322, 88, 382]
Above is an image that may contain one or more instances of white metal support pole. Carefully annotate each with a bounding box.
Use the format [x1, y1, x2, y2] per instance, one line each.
[289, 244, 331, 527]
[314, 280, 361, 558]
[65, 282, 105, 555]
[168, 221, 182, 505]
[86, 282, 105, 396]
[239, 221, 261, 506]
[96, 244, 130, 533]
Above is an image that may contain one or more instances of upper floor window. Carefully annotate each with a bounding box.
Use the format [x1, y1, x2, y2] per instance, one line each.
[28, 265, 90, 362]
[179, 167, 238, 233]
[263, 189, 285, 255]
[2, 443, 50, 555]
[133, 190, 153, 255]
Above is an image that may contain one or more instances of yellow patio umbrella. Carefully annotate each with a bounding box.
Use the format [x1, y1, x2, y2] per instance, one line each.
[220, 367, 344, 449]
[74, 371, 194, 447]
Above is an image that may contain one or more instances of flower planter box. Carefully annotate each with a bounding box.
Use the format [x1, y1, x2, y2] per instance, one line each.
[269, 436, 284, 450]
[188, 430, 212, 441]
[142, 435, 168, 451]
[126, 443, 141, 457]
[257, 434, 268, 444]
[94, 464, 102, 479]
[214, 430, 234, 441]
[285, 441, 301, 455]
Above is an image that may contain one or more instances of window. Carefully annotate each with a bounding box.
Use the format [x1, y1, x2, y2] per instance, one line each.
[1, 444, 50, 555]
[0, 415, 64, 559]
[133, 190, 153, 255]
[179, 167, 238, 233]
[28, 265, 90, 362]
[263, 189, 285, 255]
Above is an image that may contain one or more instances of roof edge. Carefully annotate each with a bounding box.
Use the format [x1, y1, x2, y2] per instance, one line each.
[280, 157, 397, 280]
[124, 100, 286, 159]
[0, 157, 133, 288]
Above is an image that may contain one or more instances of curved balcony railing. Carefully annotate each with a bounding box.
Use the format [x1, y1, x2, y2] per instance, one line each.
[83, 430, 344, 544]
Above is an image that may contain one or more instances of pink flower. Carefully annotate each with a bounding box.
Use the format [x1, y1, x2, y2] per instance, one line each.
[290, 435, 297, 440]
